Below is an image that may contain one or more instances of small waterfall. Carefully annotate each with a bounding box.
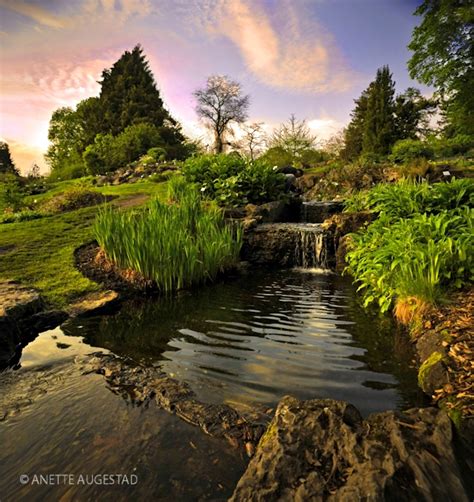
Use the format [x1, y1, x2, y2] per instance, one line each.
[293, 224, 329, 269]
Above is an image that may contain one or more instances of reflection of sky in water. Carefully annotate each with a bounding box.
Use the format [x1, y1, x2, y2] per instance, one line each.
[24, 270, 422, 416]
[19, 327, 107, 368]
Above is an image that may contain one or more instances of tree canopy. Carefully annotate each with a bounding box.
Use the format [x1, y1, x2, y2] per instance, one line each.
[46, 45, 189, 177]
[0, 142, 19, 175]
[342, 66, 436, 160]
[408, 0, 474, 135]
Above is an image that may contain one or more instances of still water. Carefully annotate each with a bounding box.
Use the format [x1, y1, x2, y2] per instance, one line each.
[0, 269, 423, 500]
[61, 269, 422, 415]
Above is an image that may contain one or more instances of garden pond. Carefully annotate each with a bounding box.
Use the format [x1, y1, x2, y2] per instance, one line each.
[0, 269, 425, 500]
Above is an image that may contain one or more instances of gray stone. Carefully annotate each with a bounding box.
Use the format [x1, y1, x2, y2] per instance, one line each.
[231, 396, 468, 502]
[300, 200, 344, 223]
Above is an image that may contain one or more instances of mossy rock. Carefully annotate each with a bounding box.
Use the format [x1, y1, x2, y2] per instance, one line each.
[418, 351, 448, 394]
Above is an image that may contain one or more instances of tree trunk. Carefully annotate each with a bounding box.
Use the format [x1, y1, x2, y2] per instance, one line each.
[215, 134, 224, 154]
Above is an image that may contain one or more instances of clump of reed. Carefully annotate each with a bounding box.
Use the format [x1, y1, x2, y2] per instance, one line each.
[94, 179, 242, 293]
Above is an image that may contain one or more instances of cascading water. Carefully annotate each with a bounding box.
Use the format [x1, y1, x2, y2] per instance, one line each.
[242, 200, 342, 269]
[293, 223, 329, 268]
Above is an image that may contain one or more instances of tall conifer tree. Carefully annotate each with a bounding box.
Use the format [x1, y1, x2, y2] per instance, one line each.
[362, 66, 396, 156]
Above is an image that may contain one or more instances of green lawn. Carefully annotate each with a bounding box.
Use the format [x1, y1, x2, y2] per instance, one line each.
[0, 180, 168, 308]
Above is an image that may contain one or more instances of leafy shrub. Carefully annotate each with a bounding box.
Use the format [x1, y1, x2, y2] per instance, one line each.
[428, 134, 474, 158]
[146, 147, 167, 162]
[346, 208, 473, 312]
[344, 179, 474, 218]
[390, 139, 434, 163]
[84, 124, 164, 175]
[0, 174, 25, 212]
[46, 155, 88, 181]
[260, 146, 328, 168]
[94, 183, 242, 293]
[182, 154, 286, 207]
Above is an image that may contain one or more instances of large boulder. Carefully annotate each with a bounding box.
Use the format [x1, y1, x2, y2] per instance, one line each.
[0, 281, 44, 367]
[231, 396, 469, 501]
[0, 281, 68, 369]
[301, 201, 344, 223]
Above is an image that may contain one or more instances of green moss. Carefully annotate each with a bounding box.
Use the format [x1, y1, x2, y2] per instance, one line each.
[259, 420, 278, 447]
[448, 407, 463, 430]
[417, 351, 444, 387]
[0, 179, 167, 308]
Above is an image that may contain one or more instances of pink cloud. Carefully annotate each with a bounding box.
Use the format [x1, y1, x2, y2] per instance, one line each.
[201, 0, 356, 93]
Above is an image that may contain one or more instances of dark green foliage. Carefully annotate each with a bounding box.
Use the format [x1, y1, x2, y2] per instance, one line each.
[47, 45, 189, 178]
[260, 146, 294, 168]
[390, 139, 434, 163]
[94, 181, 242, 292]
[99, 45, 179, 136]
[341, 90, 369, 161]
[0, 142, 18, 175]
[0, 174, 25, 211]
[362, 66, 396, 156]
[83, 124, 163, 174]
[182, 154, 287, 207]
[408, 0, 474, 136]
[342, 68, 436, 161]
[46, 107, 88, 174]
[427, 134, 474, 157]
[394, 88, 437, 140]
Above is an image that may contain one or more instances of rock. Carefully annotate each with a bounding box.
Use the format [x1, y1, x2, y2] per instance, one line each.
[300, 200, 344, 223]
[230, 396, 468, 502]
[242, 223, 334, 269]
[78, 353, 270, 451]
[321, 211, 374, 271]
[278, 166, 303, 177]
[245, 200, 301, 224]
[67, 290, 120, 317]
[0, 281, 43, 320]
[0, 281, 44, 368]
[294, 174, 319, 192]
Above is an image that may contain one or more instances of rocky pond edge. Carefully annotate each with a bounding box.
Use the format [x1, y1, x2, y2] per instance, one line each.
[0, 200, 473, 499]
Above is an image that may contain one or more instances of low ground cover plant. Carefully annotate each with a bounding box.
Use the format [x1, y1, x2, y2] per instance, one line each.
[344, 178, 474, 218]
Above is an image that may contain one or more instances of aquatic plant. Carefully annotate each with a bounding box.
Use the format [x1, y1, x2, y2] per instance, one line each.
[94, 183, 242, 293]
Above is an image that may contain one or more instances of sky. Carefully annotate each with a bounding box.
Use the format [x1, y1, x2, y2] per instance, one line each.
[0, 0, 428, 174]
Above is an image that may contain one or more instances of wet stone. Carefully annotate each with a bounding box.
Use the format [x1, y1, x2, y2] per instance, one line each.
[230, 396, 469, 502]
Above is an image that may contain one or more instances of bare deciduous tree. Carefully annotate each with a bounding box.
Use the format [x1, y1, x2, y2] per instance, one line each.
[238, 122, 267, 160]
[194, 75, 249, 153]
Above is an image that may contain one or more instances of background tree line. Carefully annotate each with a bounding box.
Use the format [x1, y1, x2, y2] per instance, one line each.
[18, 0, 472, 180]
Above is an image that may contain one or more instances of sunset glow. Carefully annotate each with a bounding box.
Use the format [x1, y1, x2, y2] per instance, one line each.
[0, 0, 427, 173]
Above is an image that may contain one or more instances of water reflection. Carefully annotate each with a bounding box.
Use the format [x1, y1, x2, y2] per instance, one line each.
[61, 270, 424, 415]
